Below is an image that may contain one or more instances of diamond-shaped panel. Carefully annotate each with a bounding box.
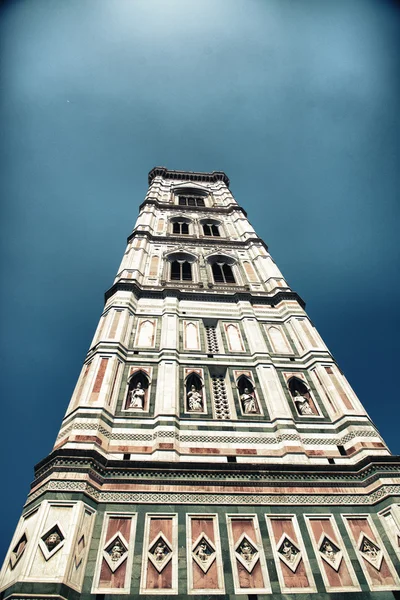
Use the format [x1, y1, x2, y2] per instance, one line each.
[235, 533, 259, 573]
[39, 523, 65, 561]
[192, 533, 216, 574]
[358, 534, 383, 571]
[318, 534, 343, 572]
[9, 533, 27, 569]
[103, 532, 129, 572]
[277, 534, 301, 573]
[148, 533, 172, 573]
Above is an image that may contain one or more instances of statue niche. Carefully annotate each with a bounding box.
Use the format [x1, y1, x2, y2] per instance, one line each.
[237, 375, 260, 415]
[186, 373, 204, 412]
[288, 377, 317, 416]
[126, 370, 149, 410]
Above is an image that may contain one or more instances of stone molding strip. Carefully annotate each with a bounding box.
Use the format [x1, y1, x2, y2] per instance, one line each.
[26, 480, 400, 507]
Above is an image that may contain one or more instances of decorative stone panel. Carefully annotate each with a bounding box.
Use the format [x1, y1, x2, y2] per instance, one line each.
[265, 514, 316, 594]
[186, 514, 224, 594]
[304, 514, 360, 592]
[226, 514, 271, 594]
[140, 514, 178, 594]
[92, 512, 136, 594]
[342, 514, 400, 591]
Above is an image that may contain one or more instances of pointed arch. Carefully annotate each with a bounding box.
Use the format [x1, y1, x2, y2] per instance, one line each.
[268, 326, 291, 354]
[207, 253, 236, 284]
[184, 321, 200, 350]
[185, 372, 204, 413]
[236, 374, 254, 395]
[225, 323, 244, 352]
[165, 250, 197, 282]
[136, 319, 156, 347]
[236, 374, 260, 415]
[126, 370, 150, 410]
[287, 376, 318, 416]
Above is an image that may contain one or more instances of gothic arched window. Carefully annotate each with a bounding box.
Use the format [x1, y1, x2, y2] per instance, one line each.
[212, 262, 235, 284]
[170, 260, 192, 281]
[203, 223, 220, 237]
[178, 196, 205, 207]
[172, 221, 189, 235]
[167, 251, 197, 283]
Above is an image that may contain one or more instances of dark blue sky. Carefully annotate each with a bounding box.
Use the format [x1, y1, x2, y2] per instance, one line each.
[1, 0, 399, 561]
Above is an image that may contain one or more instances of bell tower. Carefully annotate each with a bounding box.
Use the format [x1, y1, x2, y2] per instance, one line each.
[1, 167, 400, 599]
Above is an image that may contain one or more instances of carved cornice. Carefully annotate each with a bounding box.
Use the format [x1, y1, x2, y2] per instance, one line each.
[127, 229, 265, 249]
[104, 282, 305, 308]
[148, 167, 230, 187]
[32, 449, 400, 491]
[139, 197, 247, 217]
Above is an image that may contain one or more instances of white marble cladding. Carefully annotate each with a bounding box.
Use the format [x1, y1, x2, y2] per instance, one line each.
[56, 170, 389, 464]
[0, 501, 96, 593]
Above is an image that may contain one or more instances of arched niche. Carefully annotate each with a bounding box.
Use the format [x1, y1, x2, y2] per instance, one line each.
[185, 372, 204, 413]
[126, 370, 150, 410]
[236, 374, 260, 415]
[287, 376, 318, 416]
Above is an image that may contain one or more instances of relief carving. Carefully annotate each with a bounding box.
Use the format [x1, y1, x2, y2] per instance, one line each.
[148, 533, 172, 573]
[277, 535, 301, 572]
[39, 524, 65, 561]
[192, 534, 216, 573]
[235, 534, 259, 573]
[359, 535, 383, 570]
[103, 533, 129, 572]
[318, 534, 343, 571]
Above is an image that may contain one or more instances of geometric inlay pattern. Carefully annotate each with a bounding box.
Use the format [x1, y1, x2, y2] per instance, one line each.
[277, 534, 301, 572]
[317, 534, 343, 571]
[148, 532, 172, 573]
[28, 480, 400, 507]
[9, 533, 28, 569]
[211, 375, 231, 420]
[358, 534, 383, 571]
[103, 532, 129, 572]
[74, 534, 86, 569]
[192, 533, 216, 574]
[234, 533, 259, 573]
[39, 523, 65, 561]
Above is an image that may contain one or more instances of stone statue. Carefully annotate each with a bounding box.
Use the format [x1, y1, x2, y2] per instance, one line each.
[239, 540, 255, 562]
[187, 385, 203, 411]
[110, 541, 124, 561]
[45, 532, 61, 551]
[129, 381, 145, 409]
[240, 387, 258, 414]
[281, 540, 297, 563]
[153, 541, 167, 561]
[293, 390, 313, 415]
